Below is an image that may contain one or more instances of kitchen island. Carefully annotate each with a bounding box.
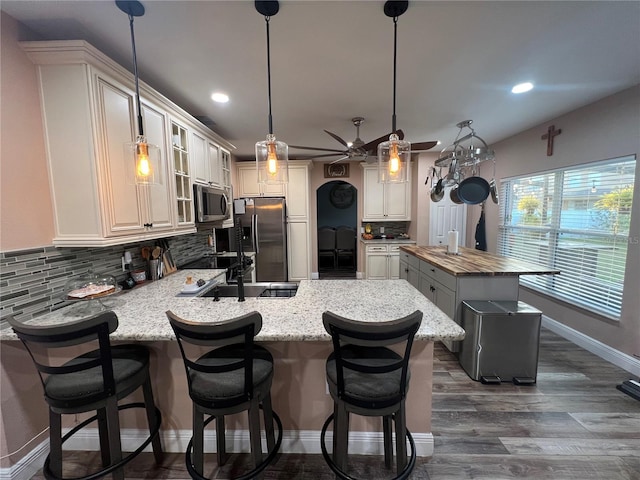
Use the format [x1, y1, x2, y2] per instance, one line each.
[399, 245, 559, 351]
[1, 273, 464, 459]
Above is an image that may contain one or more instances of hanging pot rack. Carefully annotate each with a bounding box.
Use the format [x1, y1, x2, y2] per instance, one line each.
[435, 120, 495, 169]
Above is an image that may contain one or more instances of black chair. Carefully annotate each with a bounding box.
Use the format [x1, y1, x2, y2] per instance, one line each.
[335, 226, 356, 268]
[318, 227, 337, 269]
[8, 312, 163, 480]
[166, 310, 282, 480]
[320, 310, 423, 480]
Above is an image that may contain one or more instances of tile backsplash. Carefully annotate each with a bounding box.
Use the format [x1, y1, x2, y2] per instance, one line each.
[360, 221, 409, 237]
[0, 232, 213, 325]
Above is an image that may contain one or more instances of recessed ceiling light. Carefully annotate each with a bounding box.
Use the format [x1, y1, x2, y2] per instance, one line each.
[211, 92, 229, 103]
[511, 82, 534, 94]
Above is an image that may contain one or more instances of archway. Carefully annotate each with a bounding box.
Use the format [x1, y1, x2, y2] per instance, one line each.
[316, 180, 358, 278]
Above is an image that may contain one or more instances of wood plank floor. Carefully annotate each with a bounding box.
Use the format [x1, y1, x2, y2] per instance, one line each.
[31, 328, 640, 479]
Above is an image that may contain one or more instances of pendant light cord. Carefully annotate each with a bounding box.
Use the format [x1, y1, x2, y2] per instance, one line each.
[265, 15, 274, 135]
[392, 15, 398, 134]
[128, 13, 144, 137]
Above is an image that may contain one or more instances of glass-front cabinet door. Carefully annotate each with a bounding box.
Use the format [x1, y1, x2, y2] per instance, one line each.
[172, 121, 193, 225]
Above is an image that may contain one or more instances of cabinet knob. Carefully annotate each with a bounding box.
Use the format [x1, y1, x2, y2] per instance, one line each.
[430, 285, 436, 292]
[144, 223, 153, 228]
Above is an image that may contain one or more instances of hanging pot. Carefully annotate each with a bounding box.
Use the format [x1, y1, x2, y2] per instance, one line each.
[450, 185, 463, 204]
[430, 178, 444, 202]
[490, 178, 499, 204]
[457, 176, 490, 205]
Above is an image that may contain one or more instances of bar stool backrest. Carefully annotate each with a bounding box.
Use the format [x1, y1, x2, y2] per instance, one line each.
[322, 310, 422, 410]
[166, 310, 263, 408]
[8, 312, 119, 409]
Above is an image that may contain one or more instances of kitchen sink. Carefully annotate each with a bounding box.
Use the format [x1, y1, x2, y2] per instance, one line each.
[200, 283, 298, 299]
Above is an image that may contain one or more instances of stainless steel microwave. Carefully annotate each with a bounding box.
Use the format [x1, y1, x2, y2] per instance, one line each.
[193, 185, 230, 223]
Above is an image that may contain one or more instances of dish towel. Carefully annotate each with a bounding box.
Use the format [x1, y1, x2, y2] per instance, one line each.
[475, 210, 487, 251]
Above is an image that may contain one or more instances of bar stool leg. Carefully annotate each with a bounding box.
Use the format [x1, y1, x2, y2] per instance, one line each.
[104, 397, 124, 480]
[97, 408, 112, 468]
[394, 403, 408, 473]
[142, 377, 163, 463]
[248, 398, 263, 479]
[262, 393, 276, 453]
[383, 415, 393, 469]
[216, 415, 227, 466]
[333, 401, 349, 471]
[48, 409, 63, 479]
[192, 405, 205, 476]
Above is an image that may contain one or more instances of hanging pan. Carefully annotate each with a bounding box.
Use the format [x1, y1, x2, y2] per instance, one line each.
[457, 176, 490, 205]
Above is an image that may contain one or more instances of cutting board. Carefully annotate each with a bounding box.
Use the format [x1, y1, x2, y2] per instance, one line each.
[162, 251, 177, 275]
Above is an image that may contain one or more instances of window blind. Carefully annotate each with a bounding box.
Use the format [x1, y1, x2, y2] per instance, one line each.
[498, 156, 635, 319]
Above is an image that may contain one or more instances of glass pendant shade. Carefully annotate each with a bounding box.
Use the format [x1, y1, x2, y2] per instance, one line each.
[378, 133, 410, 183]
[125, 135, 162, 185]
[256, 133, 289, 184]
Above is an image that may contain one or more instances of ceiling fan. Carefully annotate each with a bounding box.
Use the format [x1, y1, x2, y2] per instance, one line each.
[290, 117, 437, 164]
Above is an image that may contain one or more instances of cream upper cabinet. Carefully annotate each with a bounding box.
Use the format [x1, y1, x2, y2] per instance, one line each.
[285, 162, 312, 281]
[191, 132, 208, 185]
[22, 40, 235, 246]
[171, 121, 194, 226]
[191, 131, 223, 187]
[285, 163, 310, 221]
[208, 142, 223, 187]
[361, 165, 411, 221]
[235, 163, 286, 197]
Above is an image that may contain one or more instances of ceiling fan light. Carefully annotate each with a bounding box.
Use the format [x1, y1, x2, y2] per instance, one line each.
[256, 133, 289, 184]
[378, 133, 410, 183]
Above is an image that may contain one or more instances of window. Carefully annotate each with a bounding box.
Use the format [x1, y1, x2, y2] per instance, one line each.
[498, 156, 635, 319]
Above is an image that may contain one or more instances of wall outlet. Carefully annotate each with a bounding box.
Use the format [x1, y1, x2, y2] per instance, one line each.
[380, 226, 385, 234]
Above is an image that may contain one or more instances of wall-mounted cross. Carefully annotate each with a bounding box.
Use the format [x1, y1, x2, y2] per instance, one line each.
[541, 125, 562, 156]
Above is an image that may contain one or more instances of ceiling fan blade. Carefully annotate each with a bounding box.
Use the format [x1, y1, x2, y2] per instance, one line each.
[330, 156, 349, 164]
[323, 130, 349, 148]
[410, 141, 438, 151]
[289, 145, 347, 154]
[293, 153, 345, 160]
[361, 129, 405, 153]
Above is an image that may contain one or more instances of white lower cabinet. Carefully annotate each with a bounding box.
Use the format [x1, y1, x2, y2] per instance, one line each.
[287, 221, 310, 281]
[364, 244, 401, 280]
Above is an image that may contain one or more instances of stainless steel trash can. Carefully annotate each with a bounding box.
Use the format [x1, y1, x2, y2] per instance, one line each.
[459, 300, 542, 384]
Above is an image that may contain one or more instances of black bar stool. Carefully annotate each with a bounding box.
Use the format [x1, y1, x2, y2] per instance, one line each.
[8, 312, 163, 480]
[166, 310, 282, 480]
[320, 310, 423, 480]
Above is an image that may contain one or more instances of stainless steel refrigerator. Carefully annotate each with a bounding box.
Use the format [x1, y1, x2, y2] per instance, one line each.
[229, 197, 288, 282]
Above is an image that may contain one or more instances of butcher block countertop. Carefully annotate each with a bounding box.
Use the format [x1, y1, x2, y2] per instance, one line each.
[400, 245, 560, 277]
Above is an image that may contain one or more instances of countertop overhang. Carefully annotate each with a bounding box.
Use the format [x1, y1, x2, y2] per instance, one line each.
[401, 245, 561, 277]
[1, 272, 464, 343]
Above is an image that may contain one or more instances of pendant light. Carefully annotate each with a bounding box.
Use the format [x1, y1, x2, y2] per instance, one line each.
[378, 1, 411, 184]
[117, 0, 162, 185]
[255, 0, 289, 185]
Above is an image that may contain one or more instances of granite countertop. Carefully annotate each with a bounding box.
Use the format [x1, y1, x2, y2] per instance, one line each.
[0, 271, 464, 343]
[400, 245, 561, 277]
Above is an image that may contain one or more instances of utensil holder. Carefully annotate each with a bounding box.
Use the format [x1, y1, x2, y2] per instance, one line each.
[149, 259, 160, 281]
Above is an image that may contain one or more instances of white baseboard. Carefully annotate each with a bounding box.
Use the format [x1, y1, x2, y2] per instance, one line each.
[542, 315, 640, 377]
[0, 428, 433, 479]
[62, 428, 434, 457]
[0, 439, 48, 480]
